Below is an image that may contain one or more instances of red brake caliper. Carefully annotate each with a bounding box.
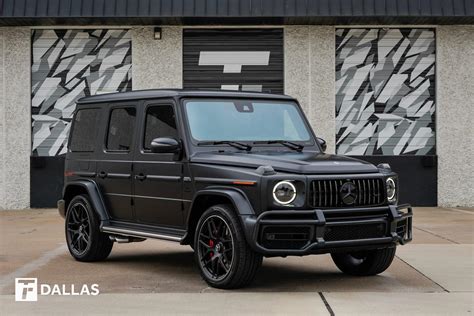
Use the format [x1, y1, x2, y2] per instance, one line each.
[209, 239, 214, 257]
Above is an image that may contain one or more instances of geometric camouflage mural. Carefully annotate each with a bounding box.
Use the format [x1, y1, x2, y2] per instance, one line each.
[336, 28, 435, 156]
[31, 29, 132, 156]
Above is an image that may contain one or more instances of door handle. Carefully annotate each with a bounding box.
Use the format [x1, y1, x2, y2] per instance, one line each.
[98, 171, 107, 179]
[135, 174, 147, 181]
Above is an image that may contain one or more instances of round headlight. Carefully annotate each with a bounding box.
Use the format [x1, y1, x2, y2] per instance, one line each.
[273, 181, 297, 205]
[386, 177, 397, 202]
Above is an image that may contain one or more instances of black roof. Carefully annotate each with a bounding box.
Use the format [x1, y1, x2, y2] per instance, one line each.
[76, 89, 294, 104]
[1, 0, 473, 26]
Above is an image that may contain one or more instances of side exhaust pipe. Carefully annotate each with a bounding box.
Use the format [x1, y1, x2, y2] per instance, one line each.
[109, 235, 146, 243]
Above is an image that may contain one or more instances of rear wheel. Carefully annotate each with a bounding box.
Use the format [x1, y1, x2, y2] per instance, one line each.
[331, 247, 396, 276]
[194, 204, 262, 289]
[65, 195, 113, 262]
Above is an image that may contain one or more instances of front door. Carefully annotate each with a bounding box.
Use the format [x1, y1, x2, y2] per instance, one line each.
[133, 101, 184, 228]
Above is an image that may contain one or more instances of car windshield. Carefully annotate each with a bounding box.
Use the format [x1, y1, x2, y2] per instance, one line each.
[184, 99, 312, 143]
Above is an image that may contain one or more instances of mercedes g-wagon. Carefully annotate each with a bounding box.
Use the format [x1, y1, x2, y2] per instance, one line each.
[58, 89, 413, 289]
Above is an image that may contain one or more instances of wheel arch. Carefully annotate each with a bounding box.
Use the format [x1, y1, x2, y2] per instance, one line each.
[181, 188, 255, 245]
[63, 180, 109, 221]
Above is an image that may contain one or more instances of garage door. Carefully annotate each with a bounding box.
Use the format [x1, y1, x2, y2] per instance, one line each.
[183, 29, 283, 94]
[31, 29, 132, 207]
[335, 28, 436, 205]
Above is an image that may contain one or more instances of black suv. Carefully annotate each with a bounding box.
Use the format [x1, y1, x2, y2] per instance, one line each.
[58, 89, 412, 289]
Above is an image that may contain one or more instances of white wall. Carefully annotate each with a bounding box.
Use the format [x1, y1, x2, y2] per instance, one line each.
[284, 26, 336, 154]
[0, 27, 31, 210]
[437, 26, 474, 207]
[0, 25, 473, 209]
[131, 26, 182, 90]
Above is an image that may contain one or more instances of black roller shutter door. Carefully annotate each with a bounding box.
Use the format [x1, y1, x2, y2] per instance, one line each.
[183, 29, 283, 94]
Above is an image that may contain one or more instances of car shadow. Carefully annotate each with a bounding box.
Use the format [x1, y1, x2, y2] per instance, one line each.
[102, 248, 383, 292]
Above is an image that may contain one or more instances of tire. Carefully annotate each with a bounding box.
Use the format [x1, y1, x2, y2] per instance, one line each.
[331, 247, 396, 276]
[65, 194, 113, 262]
[194, 204, 262, 289]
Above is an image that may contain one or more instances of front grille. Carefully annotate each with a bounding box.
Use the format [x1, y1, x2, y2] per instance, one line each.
[309, 178, 385, 208]
[324, 223, 387, 242]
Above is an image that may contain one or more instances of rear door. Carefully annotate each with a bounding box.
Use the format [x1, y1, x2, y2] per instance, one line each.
[96, 103, 137, 221]
[133, 100, 184, 228]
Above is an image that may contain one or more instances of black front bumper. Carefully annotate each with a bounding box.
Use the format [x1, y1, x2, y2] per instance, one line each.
[241, 204, 412, 256]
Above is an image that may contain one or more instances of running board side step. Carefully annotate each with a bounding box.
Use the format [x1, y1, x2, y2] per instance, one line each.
[102, 226, 183, 242]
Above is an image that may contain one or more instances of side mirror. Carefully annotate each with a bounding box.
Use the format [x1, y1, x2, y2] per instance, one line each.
[317, 137, 327, 152]
[150, 137, 181, 154]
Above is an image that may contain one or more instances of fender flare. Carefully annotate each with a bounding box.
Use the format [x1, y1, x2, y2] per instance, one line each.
[63, 180, 109, 221]
[182, 187, 256, 245]
[189, 187, 255, 218]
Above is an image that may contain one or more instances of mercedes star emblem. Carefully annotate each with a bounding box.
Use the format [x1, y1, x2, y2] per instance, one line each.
[340, 182, 358, 205]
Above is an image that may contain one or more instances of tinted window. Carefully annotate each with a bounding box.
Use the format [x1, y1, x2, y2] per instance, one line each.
[106, 107, 136, 151]
[69, 109, 101, 152]
[144, 105, 178, 150]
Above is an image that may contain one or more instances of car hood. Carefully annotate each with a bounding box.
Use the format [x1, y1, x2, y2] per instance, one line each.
[190, 151, 379, 174]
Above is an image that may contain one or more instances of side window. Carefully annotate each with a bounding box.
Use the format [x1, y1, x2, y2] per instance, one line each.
[69, 108, 101, 152]
[106, 107, 136, 152]
[143, 105, 178, 151]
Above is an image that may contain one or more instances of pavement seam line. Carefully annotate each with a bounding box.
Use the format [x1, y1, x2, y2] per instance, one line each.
[395, 255, 450, 293]
[444, 208, 474, 215]
[0, 244, 67, 292]
[413, 226, 460, 244]
[318, 292, 335, 316]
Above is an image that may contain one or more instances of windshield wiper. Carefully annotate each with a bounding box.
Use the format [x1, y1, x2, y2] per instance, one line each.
[253, 140, 304, 152]
[197, 141, 252, 151]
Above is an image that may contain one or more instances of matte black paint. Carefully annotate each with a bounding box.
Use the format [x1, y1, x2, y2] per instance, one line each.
[63, 180, 109, 221]
[190, 152, 379, 175]
[133, 100, 185, 228]
[61, 89, 412, 256]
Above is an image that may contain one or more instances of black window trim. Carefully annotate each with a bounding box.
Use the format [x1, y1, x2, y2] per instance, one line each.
[104, 104, 137, 154]
[140, 102, 179, 155]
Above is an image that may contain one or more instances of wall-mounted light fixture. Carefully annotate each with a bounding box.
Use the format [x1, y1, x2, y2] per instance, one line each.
[154, 27, 162, 40]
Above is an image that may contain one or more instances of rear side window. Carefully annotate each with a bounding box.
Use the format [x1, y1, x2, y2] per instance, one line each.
[143, 105, 178, 150]
[106, 107, 136, 151]
[69, 109, 101, 152]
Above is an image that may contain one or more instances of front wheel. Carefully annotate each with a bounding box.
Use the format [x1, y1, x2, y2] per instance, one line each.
[331, 247, 396, 276]
[194, 204, 262, 289]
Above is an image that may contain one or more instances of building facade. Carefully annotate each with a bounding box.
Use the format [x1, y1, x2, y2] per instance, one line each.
[0, 0, 473, 209]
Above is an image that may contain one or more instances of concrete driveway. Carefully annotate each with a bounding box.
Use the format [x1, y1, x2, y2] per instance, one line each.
[1, 207, 473, 315]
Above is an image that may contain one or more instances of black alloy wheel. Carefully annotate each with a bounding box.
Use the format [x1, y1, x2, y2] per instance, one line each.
[65, 195, 113, 262]
[197, 215, 235, 281]
[194, 204, 262, 289]
[66, 200, 91, 256]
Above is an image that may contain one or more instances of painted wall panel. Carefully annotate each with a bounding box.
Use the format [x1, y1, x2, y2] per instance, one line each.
[335, 28, 436, 156]
[31, 29, 132, 156]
